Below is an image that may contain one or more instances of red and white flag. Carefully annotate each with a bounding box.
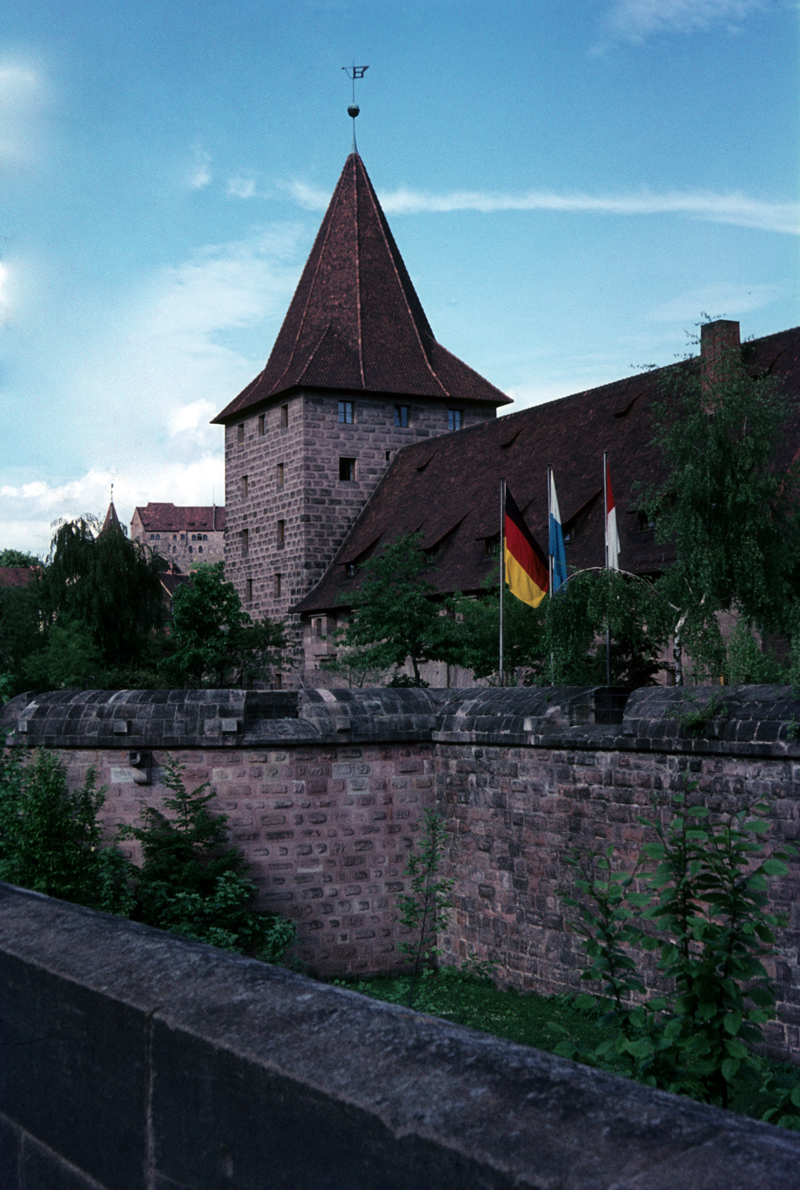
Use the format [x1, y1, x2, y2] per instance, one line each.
[605, 458, 620, 570]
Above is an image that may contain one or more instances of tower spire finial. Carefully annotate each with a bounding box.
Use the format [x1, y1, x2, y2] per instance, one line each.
[342, 63, 368, 152]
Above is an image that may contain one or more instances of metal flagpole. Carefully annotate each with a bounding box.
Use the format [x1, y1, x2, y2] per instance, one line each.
[547, 465, 553, 599]
[603, 452, 611, 686]
[499, 478, 505, 685]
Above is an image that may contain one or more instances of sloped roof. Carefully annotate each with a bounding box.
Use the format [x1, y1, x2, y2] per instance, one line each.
[213, 153, 510, 424]
[295, 325, 800, 613]
[133, 504, 226, 533]
[0, 566, 39, 590]
[99, 501, 123, 536]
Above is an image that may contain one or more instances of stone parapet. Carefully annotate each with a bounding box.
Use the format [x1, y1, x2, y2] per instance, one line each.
[2, 884, 800, 1190]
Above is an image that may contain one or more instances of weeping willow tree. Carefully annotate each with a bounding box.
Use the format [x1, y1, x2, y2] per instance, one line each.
[34, 516, 166, 684]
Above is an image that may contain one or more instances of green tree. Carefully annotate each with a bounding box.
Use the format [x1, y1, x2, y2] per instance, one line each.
[0, 548, 41, 568]
[122, 757, 295, 959]
[161, 562, 286, 688]
[643, 343, 800, 683]
[336, 534, 451, 686]
[0, 574, 45, 697]
[37, 517, 165, 683]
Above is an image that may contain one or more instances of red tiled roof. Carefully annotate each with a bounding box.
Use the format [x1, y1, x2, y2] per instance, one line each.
[0, 567, 39, 590]
[99, 501, 123, 536]
[133, 504, 226, 533]
[213, 154, 510, 424]
[294, 326, 800, 613]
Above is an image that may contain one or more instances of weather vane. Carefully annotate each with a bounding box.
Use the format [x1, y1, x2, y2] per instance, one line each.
[342, 64, 369, 151]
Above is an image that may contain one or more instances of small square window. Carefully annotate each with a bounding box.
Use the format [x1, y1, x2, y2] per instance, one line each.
[274, 672, 282, 690]
[258, 414, 265, 436]
[274, 573, 282, 597]
[338, 400, 354, 424]
[312, 616, 327, 639]
[339, 457, 356, 482]
[241, 528, 249, 554]
[385, 450, 392, 462]
[280, 405, 289, 429]
[241, 475, 248, 499]
[447, 409, 462, 432]
[637, 511, 655, 532]
[277, 519, 285, 546]
[276, 462, 284, 488]
[246, 578, 253, 602]
[394, 405, 408, 427]
[345, 563, 356, 579]
[237, 423, 245, 444]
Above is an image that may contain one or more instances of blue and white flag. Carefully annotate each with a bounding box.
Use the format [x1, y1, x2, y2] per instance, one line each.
[549, 471, 568, 593]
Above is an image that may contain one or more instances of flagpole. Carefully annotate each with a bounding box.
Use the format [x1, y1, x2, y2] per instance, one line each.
[603, 451, 611, 686]
[499, 477, 505, 685]
[547, 465, 553, 599]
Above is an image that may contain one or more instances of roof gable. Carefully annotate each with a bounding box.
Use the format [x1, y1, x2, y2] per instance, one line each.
[133, 504, 226, 533]
[213, 154, 510, 423]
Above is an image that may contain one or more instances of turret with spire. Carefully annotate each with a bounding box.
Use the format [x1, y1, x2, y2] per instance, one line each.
[213, 135, 510, 684]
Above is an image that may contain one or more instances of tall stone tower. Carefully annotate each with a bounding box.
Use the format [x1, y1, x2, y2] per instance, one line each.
[212, 152, 511, 682]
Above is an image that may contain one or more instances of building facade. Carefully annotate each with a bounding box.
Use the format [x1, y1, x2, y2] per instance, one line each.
[130, 503, 225, 573]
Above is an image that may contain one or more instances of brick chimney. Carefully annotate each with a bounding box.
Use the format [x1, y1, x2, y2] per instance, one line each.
[700, 319, 740, 400]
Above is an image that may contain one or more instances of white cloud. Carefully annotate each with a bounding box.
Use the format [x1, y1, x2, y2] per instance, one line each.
[189, 144, 212, 190]
[227, 175, 258, 199]
[289, 179, 798, 236]
[648, 281, 787, 323]
[598, 0, 767, 45]
[0, 459, 226, 558]
[0, 60, 46, 168]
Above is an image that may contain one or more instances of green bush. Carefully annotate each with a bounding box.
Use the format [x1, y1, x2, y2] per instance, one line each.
[121, 757, 295, 961]
[558, 783, 800, 1124]
[0, 747, 132, 914]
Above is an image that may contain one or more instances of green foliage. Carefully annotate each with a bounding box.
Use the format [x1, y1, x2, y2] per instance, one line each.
[122, 757, 295, 960]
[397, 809, 455, 1005]
[0, 576, 45, 697]
[448, 569, 666, 687]
[673, 691, 729, 737]
[559, 784, 798, 1117]
[161, 563, 287, 688]
[42, 517, 165, 673]
[0, 549, 40, 568]
[724, 621, 786, 686]
[643, 346, 800, 680]
[0, 748, 131, 914]
[336, 534, 451, 686]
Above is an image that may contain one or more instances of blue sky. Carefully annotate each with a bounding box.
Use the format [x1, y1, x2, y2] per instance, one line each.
[1, 0, 798, 557]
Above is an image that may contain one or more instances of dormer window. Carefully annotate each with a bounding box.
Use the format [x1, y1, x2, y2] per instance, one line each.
[338, 400, 354, 424]
[448, 409, 462, 431]
[394, 405, 409, 427]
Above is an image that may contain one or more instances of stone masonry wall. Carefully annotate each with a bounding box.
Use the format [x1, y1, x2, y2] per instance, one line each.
[4, 684, 800, 1056]
[58, 740, 436, 978]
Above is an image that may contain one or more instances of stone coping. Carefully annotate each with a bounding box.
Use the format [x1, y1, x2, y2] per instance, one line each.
[2, 883, 800, 1189]
[2, 684, 800, 757]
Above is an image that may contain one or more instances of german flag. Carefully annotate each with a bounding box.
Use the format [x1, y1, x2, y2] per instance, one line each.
[504, 487, 548, 608]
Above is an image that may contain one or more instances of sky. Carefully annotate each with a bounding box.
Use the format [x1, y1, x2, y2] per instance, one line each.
[0, 0, 798, 558]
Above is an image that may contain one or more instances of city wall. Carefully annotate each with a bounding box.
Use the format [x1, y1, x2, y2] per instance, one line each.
[3, 684, 800, 1056]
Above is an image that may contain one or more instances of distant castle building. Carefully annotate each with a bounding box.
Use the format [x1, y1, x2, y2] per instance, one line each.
[131, 503, 225, 573]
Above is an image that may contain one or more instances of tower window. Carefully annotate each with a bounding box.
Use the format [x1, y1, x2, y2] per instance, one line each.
[447, 409, 462, 431]
[241, 529, 249, 555]
[338, 400, 354, 424]
[246, 578, 253, 602]
[258, 414, 265, 436]
[339, 458, 356, 482]
[274, 573, 282, 597]
[276, 462, 284, 488]
[280, 405, 289, 429]
[277, 519, 285, 546]
[394, 405, 409, 427]
[241, 475, 248, 499]
[237, 423, 245, 444]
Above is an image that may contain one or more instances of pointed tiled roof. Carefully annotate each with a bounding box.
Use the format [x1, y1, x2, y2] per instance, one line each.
[213, 154, 510, 423]
[99, 502, 123, 536]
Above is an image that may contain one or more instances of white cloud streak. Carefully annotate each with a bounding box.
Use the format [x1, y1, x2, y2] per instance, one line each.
[0, 60, 46, 168]
[189, 144, 212, 190]
[599, 0, 768, 44]
[289, 179, 799, 236]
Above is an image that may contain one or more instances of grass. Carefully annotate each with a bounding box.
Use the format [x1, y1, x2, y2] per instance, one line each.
[330, 967, 800, 1126]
